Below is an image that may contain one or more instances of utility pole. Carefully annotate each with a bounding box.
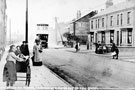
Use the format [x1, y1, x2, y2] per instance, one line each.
[9, 19, 11, 44]
[55, 17, 58, 45]
[25, 0, 28, 43]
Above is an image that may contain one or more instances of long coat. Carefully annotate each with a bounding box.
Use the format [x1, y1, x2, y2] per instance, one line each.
[33, 44, 42, 62]
[20, 44, 29, 56]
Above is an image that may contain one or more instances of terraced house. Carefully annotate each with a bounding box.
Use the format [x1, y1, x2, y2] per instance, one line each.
[89, 0, 135, 48]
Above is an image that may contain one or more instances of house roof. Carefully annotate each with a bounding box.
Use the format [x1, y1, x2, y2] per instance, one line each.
[71, 11, 97, 23]
[91, 1, 135, 19]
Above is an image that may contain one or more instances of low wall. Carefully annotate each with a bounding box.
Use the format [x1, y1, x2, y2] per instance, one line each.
[118, 47, 135, 52]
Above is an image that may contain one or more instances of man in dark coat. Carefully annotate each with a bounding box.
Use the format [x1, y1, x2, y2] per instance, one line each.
[111, 43, 116, 52]
[95, 41, 100, 54]
[113, 46, 119, 59]
[20, 41, 29, 56]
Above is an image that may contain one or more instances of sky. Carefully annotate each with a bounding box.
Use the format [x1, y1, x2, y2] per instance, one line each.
[6, 0, 125, 40]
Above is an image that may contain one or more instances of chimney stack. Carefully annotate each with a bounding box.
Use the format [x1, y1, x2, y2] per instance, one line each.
[105, 0, 113, 8]
[77, 10, 81, 19]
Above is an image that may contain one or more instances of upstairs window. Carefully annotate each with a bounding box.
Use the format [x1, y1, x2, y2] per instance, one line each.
[110, 16, 113, 26]
[121, 14, 123, 25]
[98, 19, 100, 28]
[117, 14, 119, 25]
[102, 18, 104, 27]
[127, 12, 131, 24]
[96, 20, 97, 29]
[91, 21, 93, 29]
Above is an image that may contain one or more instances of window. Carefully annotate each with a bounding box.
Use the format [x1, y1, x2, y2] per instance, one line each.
[96, 20, 97, 29]
[91, 21, 93, 29]
[121, 29, 127, 45]
[128, 28, 132, 44]
[98, 19, 100, 28]
[127, 12, 131, 24]
[110, 30, 114, 43]
[121, 14, 123, 25]
[117, 14, 119, 25]
[110, 16, 113, 26]
[102, 18, 104, 27]
[90, 32, 94, 43]
[102, 31, 105, 43]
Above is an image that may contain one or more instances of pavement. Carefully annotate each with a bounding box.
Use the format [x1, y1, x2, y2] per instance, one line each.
[0, 42, 71, 89]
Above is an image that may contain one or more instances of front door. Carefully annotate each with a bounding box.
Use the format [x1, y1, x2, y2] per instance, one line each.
[95, 33, 97, 43]
[117, 31, 119, 46]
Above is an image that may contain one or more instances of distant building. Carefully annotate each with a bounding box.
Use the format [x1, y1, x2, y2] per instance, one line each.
[89, 0, 135, 47]
[71, 11, 97, 44]
[0, 0, 7, 46]
[36, 24, 49, 48]
[36, 24, 49, 35]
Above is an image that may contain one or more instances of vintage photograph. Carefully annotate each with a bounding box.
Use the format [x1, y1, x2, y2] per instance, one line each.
[0, 0, 135, 89]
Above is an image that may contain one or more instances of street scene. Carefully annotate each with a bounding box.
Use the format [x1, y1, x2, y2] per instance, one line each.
[0, 0, 135, 90]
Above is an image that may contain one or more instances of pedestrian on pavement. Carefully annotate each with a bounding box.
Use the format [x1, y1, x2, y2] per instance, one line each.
[95, 41, 100, 54]
[33, 39, 43, 62]
[3, 45, 24, 87]
[20, 41, 29, 56]
[112, 46, 119, 59]
[111, 42, 116, 52]
[75, 41, 80, 52]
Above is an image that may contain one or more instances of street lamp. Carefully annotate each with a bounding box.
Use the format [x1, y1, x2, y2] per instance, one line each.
[25, 0, 28, 43]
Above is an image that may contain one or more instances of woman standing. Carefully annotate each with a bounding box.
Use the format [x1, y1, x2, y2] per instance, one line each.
[33, 39, 42, 62]
[3, 45, 23, 87]
[75, 41, 80, 52]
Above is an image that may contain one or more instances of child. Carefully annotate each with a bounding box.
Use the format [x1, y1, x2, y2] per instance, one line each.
[26, 65, 31, 86]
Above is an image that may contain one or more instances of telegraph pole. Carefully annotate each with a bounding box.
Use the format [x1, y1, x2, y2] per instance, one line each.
[55, 17, 58, 45]
[25, 0, 28, 43]
[9, 19, 11, 44]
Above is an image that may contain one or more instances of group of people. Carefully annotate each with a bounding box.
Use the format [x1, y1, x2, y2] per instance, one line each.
[3, 41, 30, 87]
[94, 41, 119, 59]
[3, 39, 43, 87]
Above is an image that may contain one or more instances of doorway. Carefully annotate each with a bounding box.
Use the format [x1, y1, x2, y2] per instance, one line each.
[117, 31, 119, 46]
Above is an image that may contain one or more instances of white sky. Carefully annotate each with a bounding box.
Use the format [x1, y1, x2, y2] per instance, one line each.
[6, 0, 125, 38]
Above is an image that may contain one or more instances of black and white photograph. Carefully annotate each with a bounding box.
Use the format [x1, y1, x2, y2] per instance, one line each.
[0, 0, 135, 89]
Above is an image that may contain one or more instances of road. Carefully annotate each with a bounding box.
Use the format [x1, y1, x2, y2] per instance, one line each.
[41, 47, 135, 88]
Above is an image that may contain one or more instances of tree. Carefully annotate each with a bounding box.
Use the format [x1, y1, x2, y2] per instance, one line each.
[63, 32, 72, 41]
